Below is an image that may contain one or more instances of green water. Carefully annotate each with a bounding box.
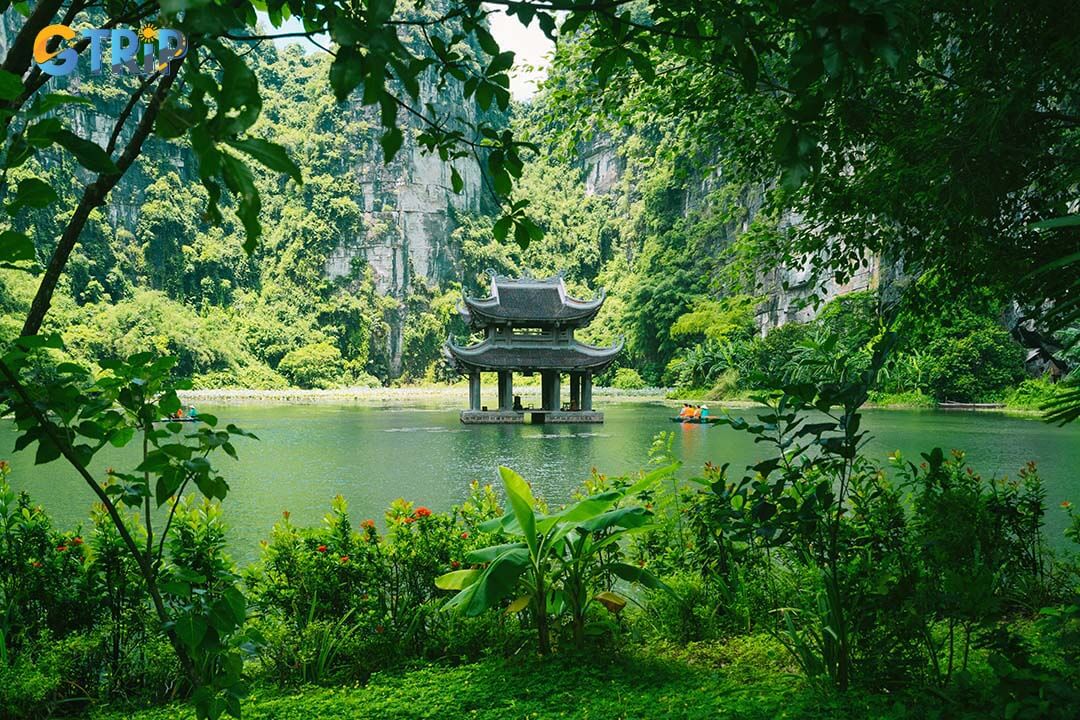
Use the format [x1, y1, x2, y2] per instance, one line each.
[4, 400, 1079, 562]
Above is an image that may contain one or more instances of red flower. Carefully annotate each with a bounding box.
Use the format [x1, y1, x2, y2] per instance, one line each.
[1063, 501, 1073, 509]
[56, 544, 68, 553]
[72, 536, 83, 545]
[340, 555, 350, 564]
[451, 560, 461, 569]
[414, 507, 432, 519]
[32, 560, 42, 568]
[361, 519, 376, 530]
[316, 544, 328, 553]
[282, 510, 290, 520]
[403, 517, 415, 524]
[460, 531, 469, 539]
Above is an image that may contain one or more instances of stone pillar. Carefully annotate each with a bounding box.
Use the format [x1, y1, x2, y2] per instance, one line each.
[541, 371, 554, 410]
[498, 371, 513, 410]
[582, 371, 593, 411]
[569, 372, 581, 410]
[551, 372, 561, 411]
[469, 371, 481, 411]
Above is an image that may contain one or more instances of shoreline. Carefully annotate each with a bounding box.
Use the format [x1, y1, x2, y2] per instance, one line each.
[175, 386, 1040, 417]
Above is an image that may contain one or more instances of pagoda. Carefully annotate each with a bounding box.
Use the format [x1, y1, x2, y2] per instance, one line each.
[445, 271, 623, 424]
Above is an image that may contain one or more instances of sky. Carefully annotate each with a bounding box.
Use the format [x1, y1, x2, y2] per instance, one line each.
[257, 6, 554, 101]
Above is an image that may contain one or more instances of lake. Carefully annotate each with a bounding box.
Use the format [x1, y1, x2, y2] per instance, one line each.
[4, 399, 1079, 562]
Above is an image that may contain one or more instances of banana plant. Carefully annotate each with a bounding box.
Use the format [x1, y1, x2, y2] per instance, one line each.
[436, 464, 676, 653]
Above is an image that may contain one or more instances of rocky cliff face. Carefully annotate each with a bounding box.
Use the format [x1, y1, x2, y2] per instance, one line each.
[578, 138, 884, 333]
[322, 79, 496, 375]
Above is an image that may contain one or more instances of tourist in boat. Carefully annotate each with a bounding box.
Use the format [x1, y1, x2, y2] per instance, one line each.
[187, 405, 198, 419]
[678, 403, 692, 418]
[691, 405, 702, 420]
[700, 405, 710, 420]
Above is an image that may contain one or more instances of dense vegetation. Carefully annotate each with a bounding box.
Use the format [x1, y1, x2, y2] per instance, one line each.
[2, 0, 1079, 719]
[3, 408, 1079, 718]
[1, 18, 1074, 401]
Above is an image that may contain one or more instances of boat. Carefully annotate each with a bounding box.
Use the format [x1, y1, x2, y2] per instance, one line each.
[155, 416, 201, 423]
[669, 416, 722, 425]
[937, 402, 1005, 410]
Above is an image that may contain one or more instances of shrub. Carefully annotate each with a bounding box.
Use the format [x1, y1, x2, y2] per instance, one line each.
[611, 367, 647, 389]
[923, 317, 1025, 402]
[277, 342, 345, 389]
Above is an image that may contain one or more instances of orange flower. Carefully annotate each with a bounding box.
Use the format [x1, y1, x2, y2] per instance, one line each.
[361, 519, 376, 530]
[32, 560, 42, 568]
[414, 507, 432, 519]
[451, 560, 461, 569]
[1062, 501, 1073, 509]
[72, 536, 83, 545]
[56, 544, 67, 553]
[316, 544, 328, 553]
[339, 555, 349, 564]
[460, 531, 469, 539]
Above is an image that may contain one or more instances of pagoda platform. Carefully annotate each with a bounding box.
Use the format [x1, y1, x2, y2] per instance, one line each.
[460, 409, 604, 424]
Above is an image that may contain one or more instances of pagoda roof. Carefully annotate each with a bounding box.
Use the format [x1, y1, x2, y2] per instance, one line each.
[444, 337, 624, 373]
[461, 271, 605, 327]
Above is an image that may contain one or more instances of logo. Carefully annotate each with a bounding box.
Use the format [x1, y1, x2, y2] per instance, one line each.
[33, 23, 187, 77]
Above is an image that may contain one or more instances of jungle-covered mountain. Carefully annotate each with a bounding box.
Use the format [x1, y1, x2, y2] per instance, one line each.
[0, 27, 1066, 404]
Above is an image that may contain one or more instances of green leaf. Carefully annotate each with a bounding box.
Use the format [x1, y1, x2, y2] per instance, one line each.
[51, 130, 118, 174]
[220, 152, 261, 250]
[0, 231, 35, 263]
[492, 215, 512, 243]
[7, 177, 57, 213]
[499, 466, 538, 556]
[1030, 214, 1080, 230]
[329, 46, 364, 102]
[173, 613, 208, 649]
[435, 568, 482, 590]
[442, 546, 530, 616]
[0, 69, 23, 101]
[226, 137, 302, 184]
[450, 166, 463, 193]
[381, 126, 403, 163]
[108, 426, 135, 448]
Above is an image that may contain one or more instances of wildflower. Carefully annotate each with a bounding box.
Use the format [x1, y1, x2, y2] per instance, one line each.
[361, 519, 376, 530]
[340, 555, 350, 564]
[451, 560, 461, 569]
[316, 544, 328, 553]
[72, 536, 83, 546]
[1063, 501, 1073, 510]
[56, 544, 67, 553]
[32, 560, 42, 568]
[414, 507, 432, 519]
[403, 517, 414, 524]
[460, 531, 469, 539]
[282, 510, 290, 520]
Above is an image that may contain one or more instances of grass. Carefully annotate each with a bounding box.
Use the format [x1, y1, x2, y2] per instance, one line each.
[90, 636, 975, 720]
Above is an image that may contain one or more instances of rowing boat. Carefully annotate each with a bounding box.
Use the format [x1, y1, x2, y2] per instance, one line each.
[669, 416, 721, 425]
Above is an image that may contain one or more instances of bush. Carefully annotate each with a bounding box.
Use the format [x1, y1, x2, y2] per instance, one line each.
[277, 342, 345, 389]
[924, 317, 1025, 401]
[611, 367, 647, 389]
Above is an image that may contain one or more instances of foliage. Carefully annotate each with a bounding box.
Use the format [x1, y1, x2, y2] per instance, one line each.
[276, 343, 345, 390]
[610, 367, 646, 390]
[437, 464, 676, 653]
